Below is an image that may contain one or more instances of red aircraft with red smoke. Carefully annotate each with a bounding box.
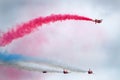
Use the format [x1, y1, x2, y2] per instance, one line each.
[93, 19, 102, 24]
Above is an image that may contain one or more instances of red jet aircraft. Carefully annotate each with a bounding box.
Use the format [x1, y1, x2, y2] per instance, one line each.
[88, 68, 93, 74]
[93, 19, 102, 24]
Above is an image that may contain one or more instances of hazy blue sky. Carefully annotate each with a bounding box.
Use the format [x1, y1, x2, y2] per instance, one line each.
[0, 0, 120, 80]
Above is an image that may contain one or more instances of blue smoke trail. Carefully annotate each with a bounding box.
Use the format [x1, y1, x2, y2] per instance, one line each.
[0, 52, 26, 63]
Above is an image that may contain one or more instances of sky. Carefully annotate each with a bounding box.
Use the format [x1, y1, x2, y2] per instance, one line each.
[0, 0, 120, 80]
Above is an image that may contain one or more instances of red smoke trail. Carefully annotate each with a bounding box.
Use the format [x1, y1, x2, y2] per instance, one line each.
[0, 14, 94, 47]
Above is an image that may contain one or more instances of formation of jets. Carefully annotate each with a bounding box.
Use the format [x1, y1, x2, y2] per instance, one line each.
[42, 69, 93, 74]
[0, 18, 102, 76]
[42, 19, 101, 74]
[0, 49, 95, 75]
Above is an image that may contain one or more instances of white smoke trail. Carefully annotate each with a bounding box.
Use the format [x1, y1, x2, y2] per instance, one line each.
[0, 58, 87, 73]
[0, 52, 87, 73]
